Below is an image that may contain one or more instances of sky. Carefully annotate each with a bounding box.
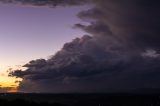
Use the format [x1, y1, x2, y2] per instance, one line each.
[0, 3, 86, 92]
[1, 0, 160, 93]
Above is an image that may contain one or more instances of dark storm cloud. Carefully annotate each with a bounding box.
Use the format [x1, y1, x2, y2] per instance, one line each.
[0, 0, 90, 7]
[7, 0, 160, 92]
[77, 1, 160, 52]
[87, 0, 160, 51]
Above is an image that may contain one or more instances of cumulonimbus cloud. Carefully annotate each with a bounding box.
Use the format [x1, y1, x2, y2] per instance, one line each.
[3, 0, 160, 93]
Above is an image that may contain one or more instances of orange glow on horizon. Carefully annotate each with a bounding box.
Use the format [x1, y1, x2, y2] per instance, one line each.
[0, 73, 22, 92]
[0, 87, 17, 93]
[0, 65, 23, 92]
[7, 88, 18, 93]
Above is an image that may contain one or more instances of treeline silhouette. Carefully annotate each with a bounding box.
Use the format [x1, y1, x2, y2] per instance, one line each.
[0, 99, 68, 106]
[1, 93, 160, 106]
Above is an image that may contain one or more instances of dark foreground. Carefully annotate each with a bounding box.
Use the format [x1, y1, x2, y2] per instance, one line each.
[0, 93, 160, 106]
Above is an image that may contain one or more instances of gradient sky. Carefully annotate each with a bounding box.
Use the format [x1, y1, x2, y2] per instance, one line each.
[0, 3, 86, 89]
[1, 0, 160, 93]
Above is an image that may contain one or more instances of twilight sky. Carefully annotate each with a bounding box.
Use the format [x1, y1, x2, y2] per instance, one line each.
[0, 3, 86, 68]
[1, 0, 160, 93]
[0, 3, 87, 91]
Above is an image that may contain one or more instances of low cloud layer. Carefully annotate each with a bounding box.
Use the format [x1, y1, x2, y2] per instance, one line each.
[0, 86, 16, 92]
[3, 0, 160, 92]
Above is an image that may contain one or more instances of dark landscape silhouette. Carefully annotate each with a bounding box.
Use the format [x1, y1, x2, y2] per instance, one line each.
[0, 93, 160, 106]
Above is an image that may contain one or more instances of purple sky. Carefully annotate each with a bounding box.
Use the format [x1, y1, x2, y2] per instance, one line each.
[0, 4, 86, 70]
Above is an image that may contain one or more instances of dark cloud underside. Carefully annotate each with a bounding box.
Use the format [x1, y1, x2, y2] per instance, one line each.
[0, 0, 90, 7]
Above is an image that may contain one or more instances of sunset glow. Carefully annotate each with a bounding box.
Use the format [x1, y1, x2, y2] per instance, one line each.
[0, 71, 21, 92]
[0, 3, 86, 92]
